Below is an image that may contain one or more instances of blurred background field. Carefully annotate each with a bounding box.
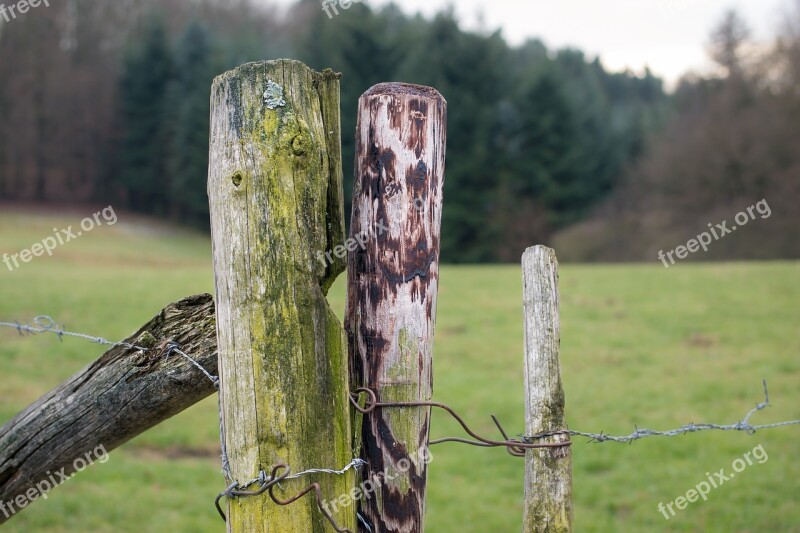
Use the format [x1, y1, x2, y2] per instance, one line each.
[1, 1, 799, 530]
[0, 210, 797, 532]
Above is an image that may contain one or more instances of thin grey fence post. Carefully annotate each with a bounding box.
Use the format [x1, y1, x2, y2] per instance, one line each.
[522, 245, 573, 532]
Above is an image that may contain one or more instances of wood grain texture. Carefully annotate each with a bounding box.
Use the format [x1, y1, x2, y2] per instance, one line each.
[208, 59, 355, 532]
[522, 246, 573, 532]
[0, 294, 218, 523]
[346, 82, 447, 533]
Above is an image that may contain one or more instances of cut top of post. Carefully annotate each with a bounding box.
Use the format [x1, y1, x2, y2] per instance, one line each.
[362, 82, 446, 101]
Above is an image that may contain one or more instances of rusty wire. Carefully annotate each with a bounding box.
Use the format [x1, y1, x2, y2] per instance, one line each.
[349, 387, 570, 457]
[213, 386, 570, 528]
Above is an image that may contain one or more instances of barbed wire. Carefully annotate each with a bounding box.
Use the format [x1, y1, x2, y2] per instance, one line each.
[0, 316, 141, 350]
[0, 315, 219, 386]
[523, 380, 800, 444]
[2, 315, 799, 529]
[3, 317, 798, 448]
[3, 317, 797, 448]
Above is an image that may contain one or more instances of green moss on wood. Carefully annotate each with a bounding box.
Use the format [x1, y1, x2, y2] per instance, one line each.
[209, 59, 354, 532]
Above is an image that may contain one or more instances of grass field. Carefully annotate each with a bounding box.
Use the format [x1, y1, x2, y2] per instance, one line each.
[0, 208, 798, 532]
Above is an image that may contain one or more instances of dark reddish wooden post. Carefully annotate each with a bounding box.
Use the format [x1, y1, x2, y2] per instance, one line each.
[346, 83, 447, 532]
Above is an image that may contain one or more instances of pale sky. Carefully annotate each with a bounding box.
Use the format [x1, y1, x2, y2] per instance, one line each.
[267, 0, 792, 86]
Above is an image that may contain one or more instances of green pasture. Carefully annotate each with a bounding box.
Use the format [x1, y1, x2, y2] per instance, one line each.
[0, 209, 797, 532]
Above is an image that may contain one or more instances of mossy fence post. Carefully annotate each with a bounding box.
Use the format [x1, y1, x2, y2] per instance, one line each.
[208, 59, 355, 532]
[522, 246, 573, 532]
[345, 83, 447, 532]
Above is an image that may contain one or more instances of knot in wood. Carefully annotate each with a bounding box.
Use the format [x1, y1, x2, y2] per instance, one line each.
[290, 134, 307, 155]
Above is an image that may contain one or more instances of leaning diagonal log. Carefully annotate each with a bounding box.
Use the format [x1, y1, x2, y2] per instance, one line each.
[0, 294, 217, 523]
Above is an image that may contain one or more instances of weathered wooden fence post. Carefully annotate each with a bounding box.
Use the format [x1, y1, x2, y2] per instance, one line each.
[208, 59, 355, 532]
[522, 246, 573, 532]
[346, 83, 447, 532]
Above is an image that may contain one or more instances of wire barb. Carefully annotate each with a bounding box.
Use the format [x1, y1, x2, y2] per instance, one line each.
[534, 380, 800, 444]
[0, 315, 219, 386]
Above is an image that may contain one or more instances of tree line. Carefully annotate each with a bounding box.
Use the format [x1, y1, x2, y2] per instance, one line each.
[2, 0, 793, 262]
[556, 8, 800, 262]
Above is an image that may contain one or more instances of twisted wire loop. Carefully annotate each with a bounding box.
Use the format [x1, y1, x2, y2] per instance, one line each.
[349, 387, 571, 457]
[0, 315, 219, 387]
[536, 380, 800, 444]
[214, 460, 366, 532]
